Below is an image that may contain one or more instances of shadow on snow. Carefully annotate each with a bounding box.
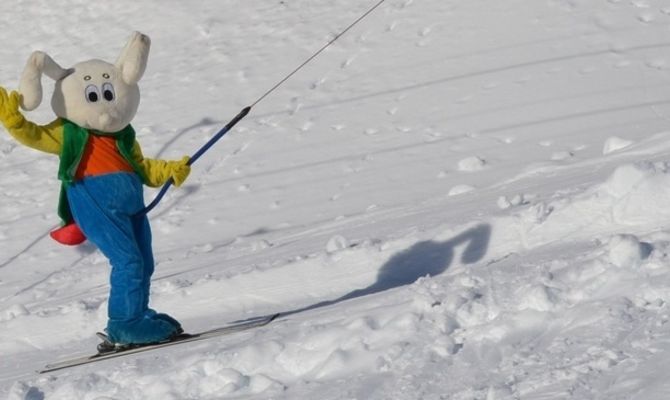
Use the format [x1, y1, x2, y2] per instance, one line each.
[241, 223, 491, 323]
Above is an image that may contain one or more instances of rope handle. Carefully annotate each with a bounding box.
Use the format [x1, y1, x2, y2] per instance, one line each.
[136, 106, 251, 217]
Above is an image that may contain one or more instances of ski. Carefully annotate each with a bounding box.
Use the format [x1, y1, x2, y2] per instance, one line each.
[39, 313, 280, 374]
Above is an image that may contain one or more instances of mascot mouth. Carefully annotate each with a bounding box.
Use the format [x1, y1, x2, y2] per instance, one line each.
[99, 113, 114, 127]
[92, 112, 121, 133]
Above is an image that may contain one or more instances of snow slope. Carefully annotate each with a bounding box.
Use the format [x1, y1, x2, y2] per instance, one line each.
[3, 0, 670, 398]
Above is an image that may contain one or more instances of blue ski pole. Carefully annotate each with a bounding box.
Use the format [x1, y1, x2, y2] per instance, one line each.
[137, 106, 251, 216]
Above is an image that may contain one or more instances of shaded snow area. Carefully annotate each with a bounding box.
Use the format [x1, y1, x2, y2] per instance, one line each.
[4, 0, 670, 399]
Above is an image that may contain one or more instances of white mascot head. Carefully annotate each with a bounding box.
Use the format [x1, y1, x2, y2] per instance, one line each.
[18, 31, 150, 133]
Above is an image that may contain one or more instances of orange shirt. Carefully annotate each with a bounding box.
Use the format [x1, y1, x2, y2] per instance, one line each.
[75, 134, 134, 179]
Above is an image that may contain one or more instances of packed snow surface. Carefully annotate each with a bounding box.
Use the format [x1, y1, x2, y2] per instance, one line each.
[3, 0, 670, 399]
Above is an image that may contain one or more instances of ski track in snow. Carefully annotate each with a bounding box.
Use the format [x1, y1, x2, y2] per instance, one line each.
[3, 0, 670, 398]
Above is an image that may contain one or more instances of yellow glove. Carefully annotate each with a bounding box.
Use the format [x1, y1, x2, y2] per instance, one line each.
[0, 87, 23, 129]
[170, 156, 191, 187]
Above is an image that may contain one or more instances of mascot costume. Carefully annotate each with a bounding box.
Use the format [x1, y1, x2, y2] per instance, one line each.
[0, 32, 190, 345]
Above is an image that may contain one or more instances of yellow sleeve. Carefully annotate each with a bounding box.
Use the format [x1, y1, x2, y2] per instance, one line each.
[131, 141, 190, 188]
[2, 114, 63, 155]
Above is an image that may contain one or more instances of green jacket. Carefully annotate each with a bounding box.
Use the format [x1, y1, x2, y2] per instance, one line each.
[57, 120, 148, 224]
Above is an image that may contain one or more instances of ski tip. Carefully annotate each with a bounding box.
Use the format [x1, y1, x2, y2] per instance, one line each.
[38, 365, 64, 374]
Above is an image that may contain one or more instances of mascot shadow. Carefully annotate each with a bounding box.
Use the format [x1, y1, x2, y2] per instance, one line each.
[252, 223, 492, 321]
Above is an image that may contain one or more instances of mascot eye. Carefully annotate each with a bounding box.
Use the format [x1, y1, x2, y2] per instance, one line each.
[85, 85, 100, 103]
[102, 83, 115, 101]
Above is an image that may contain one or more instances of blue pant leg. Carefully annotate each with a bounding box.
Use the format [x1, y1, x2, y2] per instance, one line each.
[67, 176, 145, 320]
[133, 214, 154, 312]
[133, 215, 182, 330]
[67, 173, 177, 343]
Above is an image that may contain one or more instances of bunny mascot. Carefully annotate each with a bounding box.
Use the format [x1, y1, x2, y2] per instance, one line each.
[0, 32, 190, 345]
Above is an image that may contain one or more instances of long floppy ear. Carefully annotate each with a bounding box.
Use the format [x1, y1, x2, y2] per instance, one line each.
[19, 51, 70, 111]
[115, 31, 151, 85]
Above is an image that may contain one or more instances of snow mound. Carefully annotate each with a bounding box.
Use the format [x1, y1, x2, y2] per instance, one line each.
[600, 162, 670, 225]
[448, 184, 475, 196]
[457, 156, 487, 172]
[496, 162, 670, 250]
[606, 234, 651, 269]
[0, 304, 29, 322]
[603, 136, 634, 155]
[601, 162, 659, 198]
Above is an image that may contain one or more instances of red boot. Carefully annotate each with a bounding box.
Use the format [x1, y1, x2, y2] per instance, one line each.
[50, 223, 87, 245]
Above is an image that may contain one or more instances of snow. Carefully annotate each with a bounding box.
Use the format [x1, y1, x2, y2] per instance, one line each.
[3, 0, 670, 398]
[603, 136, 634, 155]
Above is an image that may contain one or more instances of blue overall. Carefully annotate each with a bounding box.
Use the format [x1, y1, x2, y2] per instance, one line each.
[66, 171, 180, 344]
